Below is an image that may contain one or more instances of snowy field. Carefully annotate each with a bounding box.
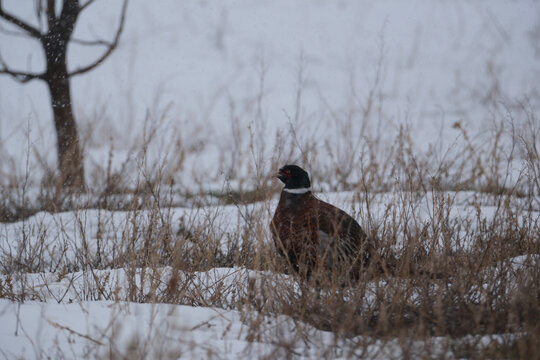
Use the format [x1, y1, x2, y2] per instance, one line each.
[1, 191, 539, 358]
[1, 0, 539, 359]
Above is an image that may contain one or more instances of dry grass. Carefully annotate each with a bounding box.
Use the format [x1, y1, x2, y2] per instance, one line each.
[1, 64, 539, 359]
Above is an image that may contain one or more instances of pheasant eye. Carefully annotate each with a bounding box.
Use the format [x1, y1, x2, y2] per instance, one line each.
[283, 169, 291, 177]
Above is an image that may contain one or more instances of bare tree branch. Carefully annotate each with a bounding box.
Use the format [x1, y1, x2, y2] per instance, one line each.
[0, 53, 44, 83]
[46, 0, 57, 30]
[0, 23, 37, 38]
[79, 0, 97, 13]
[71, 37, 111, 47]
[0, 3, 42, 38]
[69, 0, 128, 77]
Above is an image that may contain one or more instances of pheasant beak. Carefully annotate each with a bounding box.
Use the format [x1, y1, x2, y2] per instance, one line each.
[276, 169, 287, 183]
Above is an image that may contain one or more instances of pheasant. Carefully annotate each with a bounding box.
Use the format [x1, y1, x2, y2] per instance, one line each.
[270, 165, 373, 280]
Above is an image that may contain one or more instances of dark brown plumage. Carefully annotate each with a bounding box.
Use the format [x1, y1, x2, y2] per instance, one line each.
[270, 165, 372, 279]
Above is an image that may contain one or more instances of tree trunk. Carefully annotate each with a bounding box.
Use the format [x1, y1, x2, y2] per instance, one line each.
[1, 0, 127, 194]
[46, 69, 85, 191]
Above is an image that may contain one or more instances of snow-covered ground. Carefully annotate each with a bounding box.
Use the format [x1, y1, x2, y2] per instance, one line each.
[1, 190, 538, 358]
[0, 191, 538, 272]
[1, 295, 531, 359]
[1, 298, 340, 359]
[1, 0, 539, 358]
[4, 297, 524, 359]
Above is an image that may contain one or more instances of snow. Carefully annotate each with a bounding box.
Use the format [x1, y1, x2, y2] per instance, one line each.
[1, 190, 538, 357]
[1, 296, 441, 359]
[0, 190, 537, 274]
[1, 0, 539, 358]
[0, 299, 301, 359]
[0, 271, 533, 358]
[1, 0, 539, 190]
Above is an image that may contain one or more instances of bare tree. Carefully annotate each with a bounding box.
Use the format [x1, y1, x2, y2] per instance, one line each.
[0, 0, 128, 191]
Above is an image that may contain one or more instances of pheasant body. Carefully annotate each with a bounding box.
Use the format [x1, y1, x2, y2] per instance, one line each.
[270, 165, 371, 278]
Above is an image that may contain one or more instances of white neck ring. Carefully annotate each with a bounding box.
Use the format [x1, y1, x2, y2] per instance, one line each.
[283, 187, 311, 194]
